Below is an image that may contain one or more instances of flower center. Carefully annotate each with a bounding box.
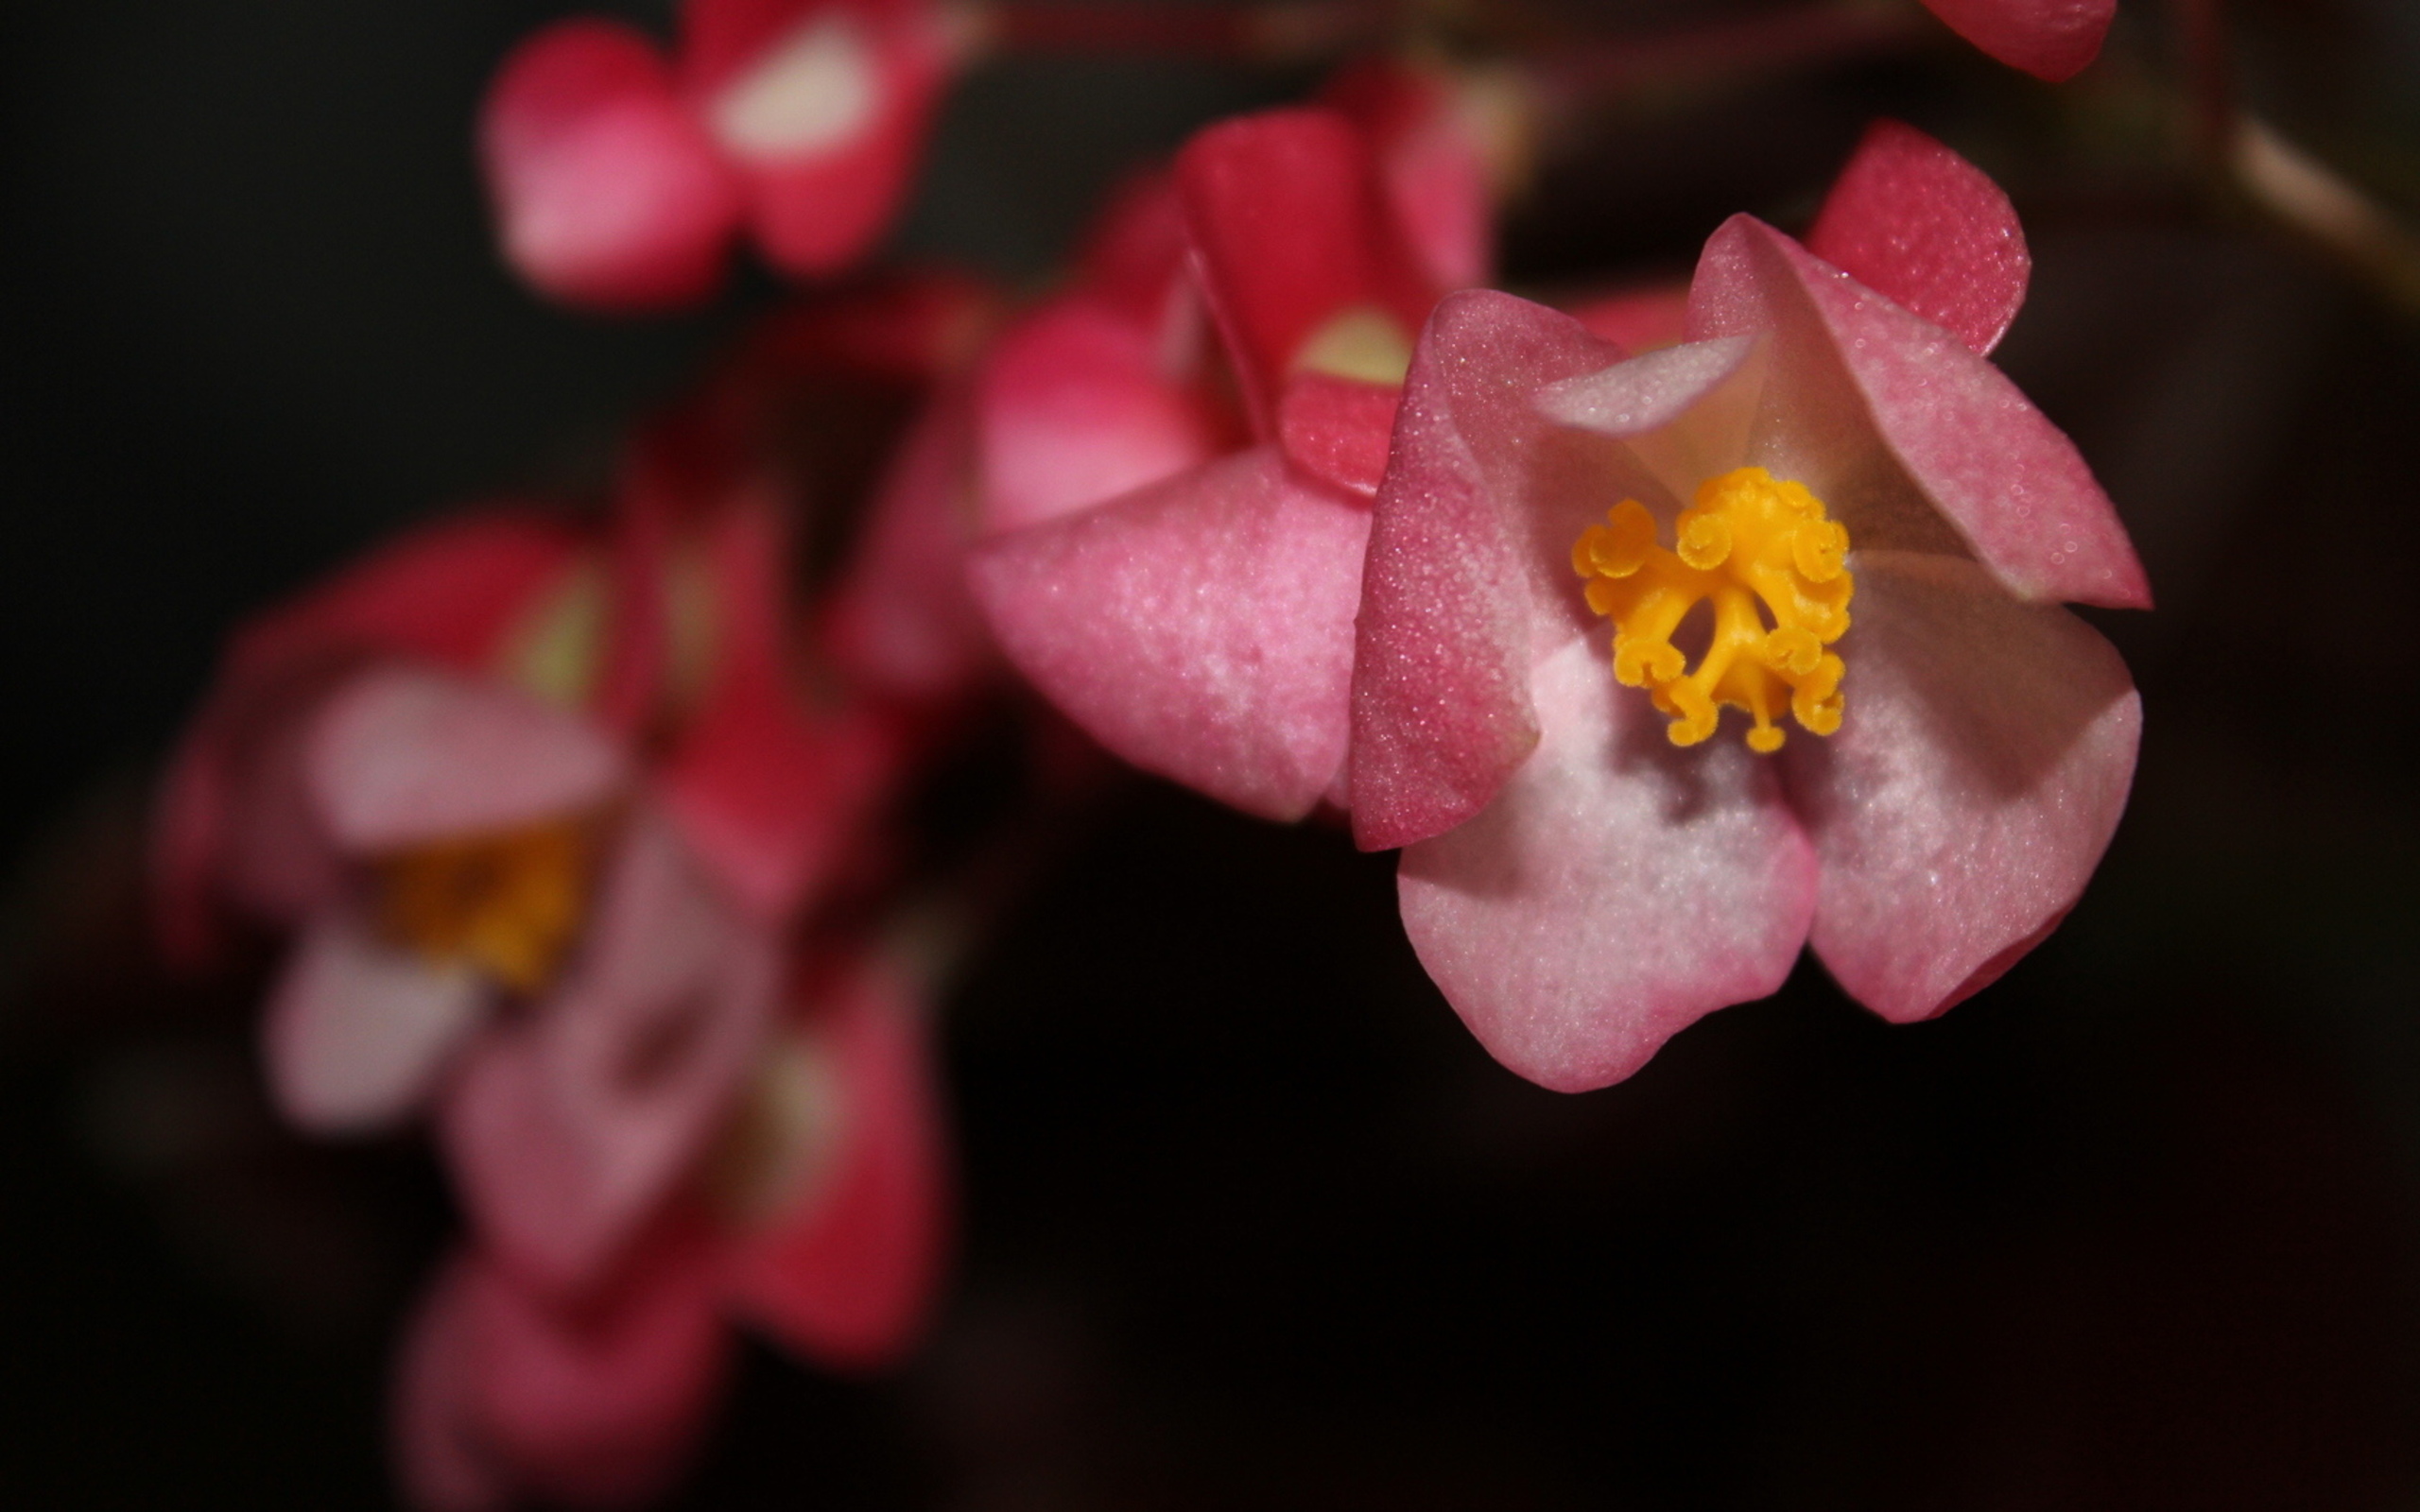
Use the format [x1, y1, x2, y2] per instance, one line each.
[1570, 466, 1853, 753]
[376, 818, 595, 993]
[1293, 305, 1414, 387]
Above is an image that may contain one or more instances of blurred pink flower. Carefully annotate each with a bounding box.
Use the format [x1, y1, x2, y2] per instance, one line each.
[1350, 122, 2149, 1092]
[479, 0, 962, 310]
[157, 484, 896, 1291]
[1921, 0, 2117, 82]
[395, 954, 950, 1510]
[967, 87, 1490, 820]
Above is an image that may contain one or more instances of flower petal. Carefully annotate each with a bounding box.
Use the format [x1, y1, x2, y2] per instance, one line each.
[1322, 58, 1496, 292]
[1274, 370, 1400, 498]
[974, 295, 1223, 535]
[441, 810, 777, 1292]
[1177, 107, 1434, 433]
[1806, 120, 2030, 357]
[1564, 283, 1690, 352]
[1787, 552, 2140, 1022]
[1920, 0, 2114, 82]
[478, 20, 744, 311]
[718, 959, 949, 1370]
[1398, 636, 1817, 1093]
[263, 912, 486, 1133]
[305, 665, 629, 853]
[1349, 290, 1623, 850]
[1689, 215, 2151, 609]
[392, 1256, 513, 1512]
[968, 446, 1368, 822]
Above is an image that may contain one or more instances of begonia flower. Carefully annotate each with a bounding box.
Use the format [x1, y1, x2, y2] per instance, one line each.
[1920, 0, 2116, 82]
[395, 954, 949, 1510]
[156, 485, 894, 1291]
[480, 0, 961, 310]
[1350, 121, 2148, 1092]
[967, 97, 1485, 820]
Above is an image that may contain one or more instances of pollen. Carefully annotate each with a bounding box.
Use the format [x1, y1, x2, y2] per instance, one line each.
[376, 817, 595, 993]
[1571, 466, 1852, 754]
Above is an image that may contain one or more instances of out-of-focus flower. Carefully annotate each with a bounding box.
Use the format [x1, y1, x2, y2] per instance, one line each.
[395, 953, 950, 1510]
[966, 87, 1492, 820]
[1920, 0, 2116, 82]
[479, 0, 964, 310]
[1350, 122, 2149, 1092]
[155, 481, 895, 1290]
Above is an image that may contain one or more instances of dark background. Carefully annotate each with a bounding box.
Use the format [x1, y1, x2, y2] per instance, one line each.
[6, 1, 2420, 1505]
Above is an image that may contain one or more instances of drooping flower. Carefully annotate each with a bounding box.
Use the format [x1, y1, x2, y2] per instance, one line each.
[395, 952, 950, 1510]
[1919, 0, 2117, 82]
[155, 480, 895, 1291]
[479, 0, 963, 310]
[1350, 121, 2149, 1092]
[966, 93, 1487, 819]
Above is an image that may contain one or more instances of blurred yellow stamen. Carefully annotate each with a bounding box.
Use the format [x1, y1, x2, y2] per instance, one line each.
[1571, 466, 1853, 754]
[377, 818, 594, 993]
[1293, 304, 1414, 387]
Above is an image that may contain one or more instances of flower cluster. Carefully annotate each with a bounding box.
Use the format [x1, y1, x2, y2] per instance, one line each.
[157, 0, 2147, 1503]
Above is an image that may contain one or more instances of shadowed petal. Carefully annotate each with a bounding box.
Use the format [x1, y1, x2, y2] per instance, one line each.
[306, 666, 629, 853]
[479, 20, 743, 311]
[1322, 57, 1495, 291]
[1690, 215, 2150, 609]
[969, 446, 1370, 822]
[443, 811, 778, 1292]
[1806, 120, 2030, 357]
[264, 912, 487, 1133]
[393, 1256, 513, 1512]
[1920, 0, 2114, 82]
[719, 959, 949, 1370]
[1350, 290, 1623, 850]
[1398, 636, 1817, 1093]
[1788, 552, 2140, 1022]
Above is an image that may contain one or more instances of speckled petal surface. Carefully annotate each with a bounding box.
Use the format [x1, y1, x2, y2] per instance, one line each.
[264, 912, 486, 1133]
[442, 811, 777, 1292]
[1397, 636, 1817, 1093]
[1690, 215, 2150, 609]
[1806, 120, 2030, 357]
[1920, 0, 2114, 81]
[1787, 552, 2140, 1022]
[305, 665, 629, 852]
[1350, 290, 1623, 850]
[968, 446, 1370, 822]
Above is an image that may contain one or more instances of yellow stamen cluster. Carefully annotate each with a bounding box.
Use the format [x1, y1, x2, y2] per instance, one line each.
[1571, 466, 1853, 754]
[377, 818, 595, 993]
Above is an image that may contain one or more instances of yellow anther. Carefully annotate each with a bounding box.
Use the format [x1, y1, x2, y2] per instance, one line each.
[1570, 466, 1855, 753]
[378, 817, 596, 993]
[1293, 304, 1415, 387]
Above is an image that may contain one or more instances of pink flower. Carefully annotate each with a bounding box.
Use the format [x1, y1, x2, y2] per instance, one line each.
[1350, 122, 2149, 1092]
[1920, 0, 2117, 82]
[479, 0, 961, 310]
[156, 486, 895, 1291]
[394, 953, 950, 1510]
[966, 93, 1486, 820]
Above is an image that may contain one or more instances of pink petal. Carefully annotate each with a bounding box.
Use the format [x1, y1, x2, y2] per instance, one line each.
[442, 810, 778, 1292]
[1920, 0, 2114, 81]
[684, 0, 951, 276]
[1274, 370, 1400, 498]
[967, 446, 1370, 822]
[479, 20, 744, 311]
[1322, 58, 1495, 292]
[974, 295, 1223, 536]
[393, 1256, 513, 1512]
[821, 387, 998, 705]
[719, 959, 949, 1370]
[1349, 290, 1623, 850]
[1785, 552, 2140, 1022]
[399, 1241, 731, 1511]
[1688, 215, 2151, 610]
[227, 511, 591, 686]
[1075, 168, 1194, 330]
[657, 497, 899, 921]
[1806, 119, 2030, 357]
[1398, 636, 1818, 1093]
[1177, 107, 1435, 433]
[1564, 282, 1689, 352]
[263, 912, 487, 1133]
[305, 665, 629, 853]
